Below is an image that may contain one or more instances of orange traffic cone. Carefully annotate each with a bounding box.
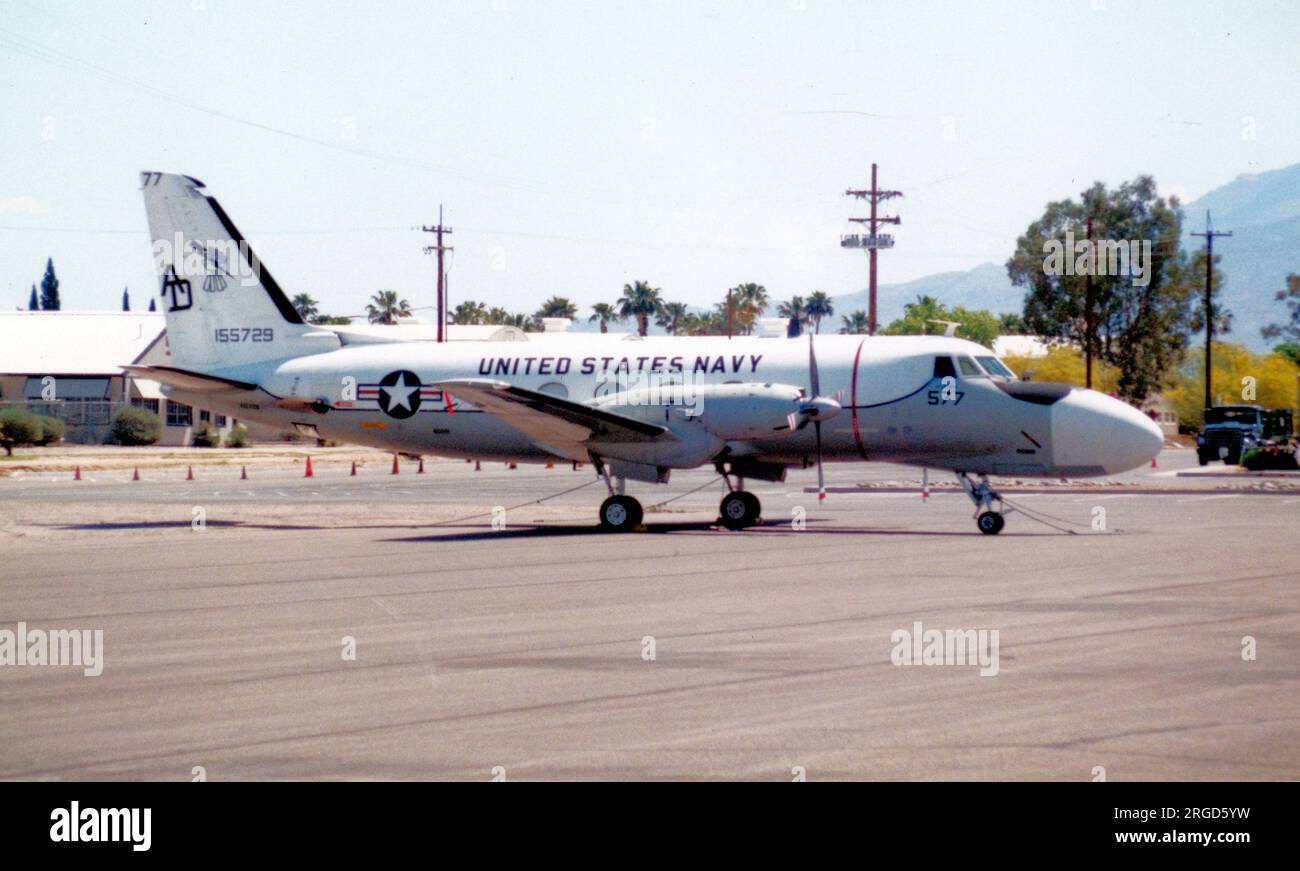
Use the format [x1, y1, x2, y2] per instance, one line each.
[391, 455, 400, 475]
[508, 462, 517, 470]
[74, 466, 81, 481]
[186, 465, 194, 481]
[304, 456, 314, 478]
[240, 465, 247, 480]
[546, 463, 554, 469]
[132, 467, 140, 482]
[1151, 455, 1158, 468]
[350, 461, 357, 477]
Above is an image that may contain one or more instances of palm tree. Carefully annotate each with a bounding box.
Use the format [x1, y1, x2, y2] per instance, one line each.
[777, 296, 807, 322]
[365, 289, 411, 325]
[839, 310, 871, 334]
[805, 290, 834, 334]
[292, 293, 319, 322]
[616, 281, 663, 337]
[588, 302, 622, 334]
[655, 301, 689, 336]
[535, 296, 577, 319]
[451, 300, 488, 325]
[724, 282, 769, 335]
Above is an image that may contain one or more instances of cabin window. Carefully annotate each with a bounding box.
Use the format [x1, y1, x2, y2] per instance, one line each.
[976, 356, 1016, 378]
[956, 357, 983, 377]
[933, 356, 956, 379]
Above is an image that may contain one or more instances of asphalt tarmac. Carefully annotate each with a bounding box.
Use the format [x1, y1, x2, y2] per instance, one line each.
[1, 452, 1296, 780]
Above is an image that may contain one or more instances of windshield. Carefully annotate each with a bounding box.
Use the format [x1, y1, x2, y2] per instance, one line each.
[956, 357, 984, 377]
[976, 356, 1017, 379]
[1205, 407, 1260, 425]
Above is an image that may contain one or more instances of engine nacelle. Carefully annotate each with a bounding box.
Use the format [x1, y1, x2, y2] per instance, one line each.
[595, 382, 807, 442]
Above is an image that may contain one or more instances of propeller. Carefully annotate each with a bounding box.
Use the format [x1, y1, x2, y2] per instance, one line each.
[804, 332, 843, 502]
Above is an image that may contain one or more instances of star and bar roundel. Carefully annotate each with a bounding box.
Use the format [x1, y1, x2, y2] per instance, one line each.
[356, 370, 446, 419]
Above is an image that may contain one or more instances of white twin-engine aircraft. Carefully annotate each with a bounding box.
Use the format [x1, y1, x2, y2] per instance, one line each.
[130, 172, 1163, 534]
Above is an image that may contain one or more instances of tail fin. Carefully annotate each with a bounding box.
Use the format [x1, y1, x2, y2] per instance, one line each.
[140, 172, 338, 372]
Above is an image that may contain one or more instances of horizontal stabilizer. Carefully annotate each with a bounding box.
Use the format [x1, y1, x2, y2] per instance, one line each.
[121, 364, 257, 394]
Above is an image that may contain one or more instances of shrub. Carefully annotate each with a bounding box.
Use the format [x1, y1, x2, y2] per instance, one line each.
[191, 424, 220, 448]
[111, 405, 162, 446]
[35, 415, 65, 446]
[0, 409, 44, 455]
[224, 424, 252, 448]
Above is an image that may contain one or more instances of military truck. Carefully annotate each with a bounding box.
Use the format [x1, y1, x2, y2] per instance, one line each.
[1195, 405, 1294, 465]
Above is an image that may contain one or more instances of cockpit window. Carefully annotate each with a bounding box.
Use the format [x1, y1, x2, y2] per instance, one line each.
[976, 356, 1016, 379]
[956, 357, 983, 377]
[933, 356, 956, 379]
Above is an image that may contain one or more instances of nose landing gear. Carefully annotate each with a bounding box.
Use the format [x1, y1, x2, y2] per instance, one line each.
[957, 472, 1008, 535]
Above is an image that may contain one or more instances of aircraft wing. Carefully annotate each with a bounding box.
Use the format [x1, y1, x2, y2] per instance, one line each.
[433, 379, 670, 459]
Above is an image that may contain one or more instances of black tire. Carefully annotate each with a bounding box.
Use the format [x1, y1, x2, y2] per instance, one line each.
[976, 511, 1005, 535]
[719, 491, 761, 530]
[599, 495, 642, 531]
[1224, 451, 1240, 466]
[1197, 452, 1209, 466]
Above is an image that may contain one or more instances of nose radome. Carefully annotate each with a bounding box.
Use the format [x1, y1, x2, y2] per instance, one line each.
[1050, 389, 1164, 476]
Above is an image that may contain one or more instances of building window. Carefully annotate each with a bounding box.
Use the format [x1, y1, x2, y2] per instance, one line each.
[199, 409, 210, 423]
[166, 401, 192, 427]
[215, 414, 227, 427]
[132, 398, 160, 415]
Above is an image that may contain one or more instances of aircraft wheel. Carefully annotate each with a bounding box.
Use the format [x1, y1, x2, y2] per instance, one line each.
[599, 495, 642, 531]
[719, 491, 761, 530]
[976, 511, 1005, 535]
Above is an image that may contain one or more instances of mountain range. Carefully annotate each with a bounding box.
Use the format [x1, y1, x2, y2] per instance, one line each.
[830, 162, 1300, 351]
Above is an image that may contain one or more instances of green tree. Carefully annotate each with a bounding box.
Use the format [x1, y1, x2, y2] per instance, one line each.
[451, 300, 488, 325]
[588, 302, 621, 334]
[111, 406, 162, 446]
[1184, 247, 1232, 336]
[27, 284, 38, 310]
[365, 289, 411, 325]
[39, 258, 60, 310]
[731, 283, 769, 335]
[681, 311, 723, 336]
[1007, 176, 1192, 402]
[291, 293, 319, 322]
[805, 290, 835, 333]
[617, 280, 663, 337]
[535, 296, 577, 319]
[122, 287, 130, 311]
[655, 301, 689, 335]
[840, 310, 871, 334]
[1274, 342, 1300, 366]
[881, 295, 1001, 347]
[1262, 273, 1300, 345]
[0, 409, 44, 455]
[998, 312, 1026, 333]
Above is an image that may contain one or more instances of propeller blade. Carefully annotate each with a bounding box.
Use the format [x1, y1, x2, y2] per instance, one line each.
[815, 419, 826, 502]
[808, 332, 820, 398]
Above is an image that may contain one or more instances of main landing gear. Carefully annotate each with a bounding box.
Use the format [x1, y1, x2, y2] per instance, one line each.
[594, 457, 643, 531]
[956, 471, 1007, 535]
[716, 464, 762, 530]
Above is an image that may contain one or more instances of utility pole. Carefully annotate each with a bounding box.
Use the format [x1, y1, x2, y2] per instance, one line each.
[1084, 216, 1093, 390]
[1191, 211, 1231, 412]
[421, 206, 454, 342]
[844, 163, 902, 335]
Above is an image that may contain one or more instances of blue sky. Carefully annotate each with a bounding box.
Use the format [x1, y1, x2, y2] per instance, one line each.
[2, 0, 1298, 321]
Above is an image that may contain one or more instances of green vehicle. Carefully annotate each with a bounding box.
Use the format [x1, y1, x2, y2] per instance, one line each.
[1195, 405, 1294, 466]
